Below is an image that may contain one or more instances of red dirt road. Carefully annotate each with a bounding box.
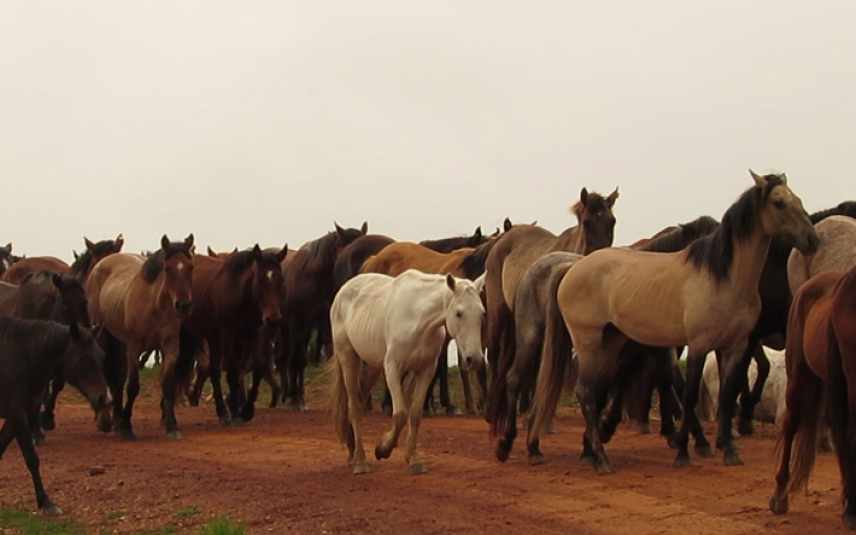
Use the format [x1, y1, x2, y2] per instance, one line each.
[0, 388, 848, 534]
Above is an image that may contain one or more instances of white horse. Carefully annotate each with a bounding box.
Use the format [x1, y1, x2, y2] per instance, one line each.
[329, 269, 485, 475]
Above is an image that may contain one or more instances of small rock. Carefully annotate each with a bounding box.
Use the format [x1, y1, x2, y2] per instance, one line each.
[89, 466, 106, 476]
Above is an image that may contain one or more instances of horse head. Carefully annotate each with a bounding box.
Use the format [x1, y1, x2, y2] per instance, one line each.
[51, 273, 91, 328]
[444, 274, 486, 372]
[751, 170, 819, 255]
[159, 234, 195, 318]
[62, 321, 112, 433]
[573, 187, 619, 255]
[251, 244, 287, 331]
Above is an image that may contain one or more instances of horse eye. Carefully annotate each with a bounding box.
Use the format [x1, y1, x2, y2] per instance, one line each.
[455, 311, 462, 318]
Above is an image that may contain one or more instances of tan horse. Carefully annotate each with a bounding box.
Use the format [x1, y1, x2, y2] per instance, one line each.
[529, 171, 819, 474]
[85, 234, 195, 440]
[483, 187, 618, 410]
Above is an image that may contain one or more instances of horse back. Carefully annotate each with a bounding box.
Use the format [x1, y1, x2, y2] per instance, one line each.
[788, 215, 856, 296]
[1, 257, 71, 285]
[85, 254, 144, 333]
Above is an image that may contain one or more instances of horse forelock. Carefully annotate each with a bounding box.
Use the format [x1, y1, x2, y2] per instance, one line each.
[571, 191, 611, 220]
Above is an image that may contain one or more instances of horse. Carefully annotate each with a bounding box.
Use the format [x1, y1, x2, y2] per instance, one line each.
[70, 234, 126, 282]
[182, 245, 288, 424]
[788, 215, 856, 295]
[487, 215, 720, 462]
[483, 187, 619, 405]
[528, 171, 819, 474]
[361, 238, 498, 415]
[0, 317, 110, 517]
[332, 234, 397, 295]
[768, 265, 856, 529]
[418, 226, 491, 254]
[280, 222, 368, 410]
[2, 256, 71, 285]
[85, 234, 195, 440]
[0, 243, 20, 278]
[329, 270, 485, 475]
[207, 246, 239, 259]
[0, 272, 95, 444]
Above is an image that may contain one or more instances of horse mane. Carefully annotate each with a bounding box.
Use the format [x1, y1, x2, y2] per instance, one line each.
[419, 229, 485, 254]
[810, 201, 856, 224]
[141, 243, 193, 284]
[642, 216, 720, 253]
[686, 175, 784, 282]
[459, 238, 499, 280]
[292, 232, 341, 272]
[0, 317, 68, 358]
[222, 249, 256, 275]
[71, 239, 119, 277]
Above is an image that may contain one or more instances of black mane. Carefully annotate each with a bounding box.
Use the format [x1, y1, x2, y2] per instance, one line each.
[222, 249, 256, 275]
[141, 243, 192, 284]
[686, 176, 783, 282]
[459, 239, 497, 280]
[643, 216, 720, 253]
[71, 239, 119, 277]
[810, 201, 856, 224]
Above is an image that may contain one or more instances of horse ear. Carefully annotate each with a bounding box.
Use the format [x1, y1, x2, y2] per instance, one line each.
[69, 321, 81, 341]
[579, 187, 589, 206]
[207, 246, 217, 257]
[276, 245, 288, 263]
[360, 221, 368, 235]
[231, 247, 239, 253]
[474, 272, 487, 294]
[72, 250, 80, 261]
[115, 233, 125, 251]
[503, 218, 513, 232]
[2, 243, 11, 253]
[161, 234, 170, 251]
[52, 273, 63, 289]
[84, 237, 96, 251]
[779, 173, 788, 184]
[184, 233, 194, 250]
[474, 226, 482, 239]
[446, 273, 456, 292]
[749, 169, 767, 188]
[252, 244, 263, 262]
[334, 222, 346, 237]
[607, 187, 620, 208]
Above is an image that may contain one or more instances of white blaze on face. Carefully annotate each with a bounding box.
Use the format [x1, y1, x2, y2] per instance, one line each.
[267, 270, 273, 281]
[177, 261, 184, 271]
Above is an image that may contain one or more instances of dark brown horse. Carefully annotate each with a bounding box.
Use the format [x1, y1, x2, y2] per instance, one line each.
[182, 245, 287, 424]
[0, 243, 21, 278]
[0, 272, 99, 444]
[769, 265, 856, 529]
[0, 317, 110, 517]
[332, 234, 396, 295]
[280, 222, 368, 410]
[86, 235, 195, 440]
[418, 226, 491, 254]
[70, 234, 126, 282]
[483, 187, 619, 412]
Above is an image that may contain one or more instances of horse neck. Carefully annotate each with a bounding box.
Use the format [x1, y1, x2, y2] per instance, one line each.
[729, 220, 772, 295]
[553, 226, 583, 254]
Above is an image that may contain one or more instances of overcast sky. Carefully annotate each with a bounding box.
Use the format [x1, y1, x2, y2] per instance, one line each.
[2, 1, 855, 259]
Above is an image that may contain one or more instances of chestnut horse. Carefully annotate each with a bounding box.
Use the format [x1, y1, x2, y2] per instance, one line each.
[280, 222, 368, 410]
[769, 266, 856, 529]
[3, 234, 124, 285]
[182, 245, 287, 424]
[528, 172, 818, 474]
[483, 187, 619, 407]
[86, 234, 195, 440]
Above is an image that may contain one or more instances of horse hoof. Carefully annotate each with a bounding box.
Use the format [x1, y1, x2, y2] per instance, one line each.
[579, 454, 596, 466]
[723, 452, 744, 466]
[841, 513, 856, 530]
[375, 445, 392, 460]
[218, 416, 231, 426]
[167, 430, 184, 440]
[769, 495, 789, 515]
[39, 413, 56, 431]
[32, 435, 46, 446]
[229, 418, 245, 427]
[637, 422, 652, 435]
[674, 455, 692, 468]
[410, 464, 428, 475]
[241, 407, 255, 422]
[116, 428, 136, 441]
[695, 445, 715, 458]
[352, 462, 370, 474]
[737, 418, 755, 437]
[596, 462, 616, 476]
[496, 443, 511, 463]
[42, 505, 63, 518]
[528, 453, 546, 466]
[446, 406, 463, 416]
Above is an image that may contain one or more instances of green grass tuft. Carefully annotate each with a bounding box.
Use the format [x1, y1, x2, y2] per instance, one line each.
[200, 518, 245, 535]
[0, 508, 87, 535]
[174, 506, 200, 519]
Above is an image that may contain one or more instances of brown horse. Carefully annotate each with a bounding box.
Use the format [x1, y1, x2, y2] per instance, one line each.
[206, 246, 238, 259]
[70, 234, 126, 282]
[769, 266, 856, 529]
[86, 234, 195, 440]
[0, 272, 102, 444]
[418, 226, 491, 254]
[280, 222, 368, 410]
[332, 234, 397, 295]
[484, 187, 619, 409]
[528, 172, 818, 474]
[361, 238, 499, 415]
[2, 257, 71, 285]
[182, 245, 287, 424]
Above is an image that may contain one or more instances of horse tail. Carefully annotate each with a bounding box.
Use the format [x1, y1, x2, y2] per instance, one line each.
[824, 322, 855, 505]
[326, 350, 352, 449]
[781, 327, 829, 495]
[528, 269, 574, 441]
[486, 313, 512, 436]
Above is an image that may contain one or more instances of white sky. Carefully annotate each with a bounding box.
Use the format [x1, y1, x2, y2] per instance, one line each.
[2, 1, 855, 258]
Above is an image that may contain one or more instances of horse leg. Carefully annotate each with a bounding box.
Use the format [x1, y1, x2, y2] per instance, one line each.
[159, 340, 183, 440]
[208, 342, 230, 426]
[40, 375, 64, 432]
[381, 385, 393, 416]
[768, 372, 807, 515]
[440, 340, 462, 415]
[222, 338, 245, 426]
[578, 382, 614, 475]
[117, 345, 141, 441]
[404, 368, 435, 475]
[655, 348, 680, 447]
[261, 338, 282, 410]
[738, 341, 769, 437]
[674, 349, 712, 467]
[600, 384, 625, 445]
[716, 341, 752, 466]
[8, 413, 61, 517]
[29, 406, 46, 446]
[375, 359, 408, 461]
[188, 348, 210, 407]
[241, 348, 265, 423]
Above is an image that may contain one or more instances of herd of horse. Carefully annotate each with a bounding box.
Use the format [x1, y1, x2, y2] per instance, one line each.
[2, 169, 856, 529]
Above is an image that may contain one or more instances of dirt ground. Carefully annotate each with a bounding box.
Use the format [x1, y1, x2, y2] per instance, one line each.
[0, 379, 849, 535]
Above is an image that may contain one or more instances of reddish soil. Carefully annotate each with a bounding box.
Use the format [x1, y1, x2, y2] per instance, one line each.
[0, 383, 848, 535]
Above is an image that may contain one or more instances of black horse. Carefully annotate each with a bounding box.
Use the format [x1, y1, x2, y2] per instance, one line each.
[0, 317, 110, 517]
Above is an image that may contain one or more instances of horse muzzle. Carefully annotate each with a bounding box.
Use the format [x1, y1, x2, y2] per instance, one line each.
[174, 300, 194, 318]
[794, 231, 821, 255]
